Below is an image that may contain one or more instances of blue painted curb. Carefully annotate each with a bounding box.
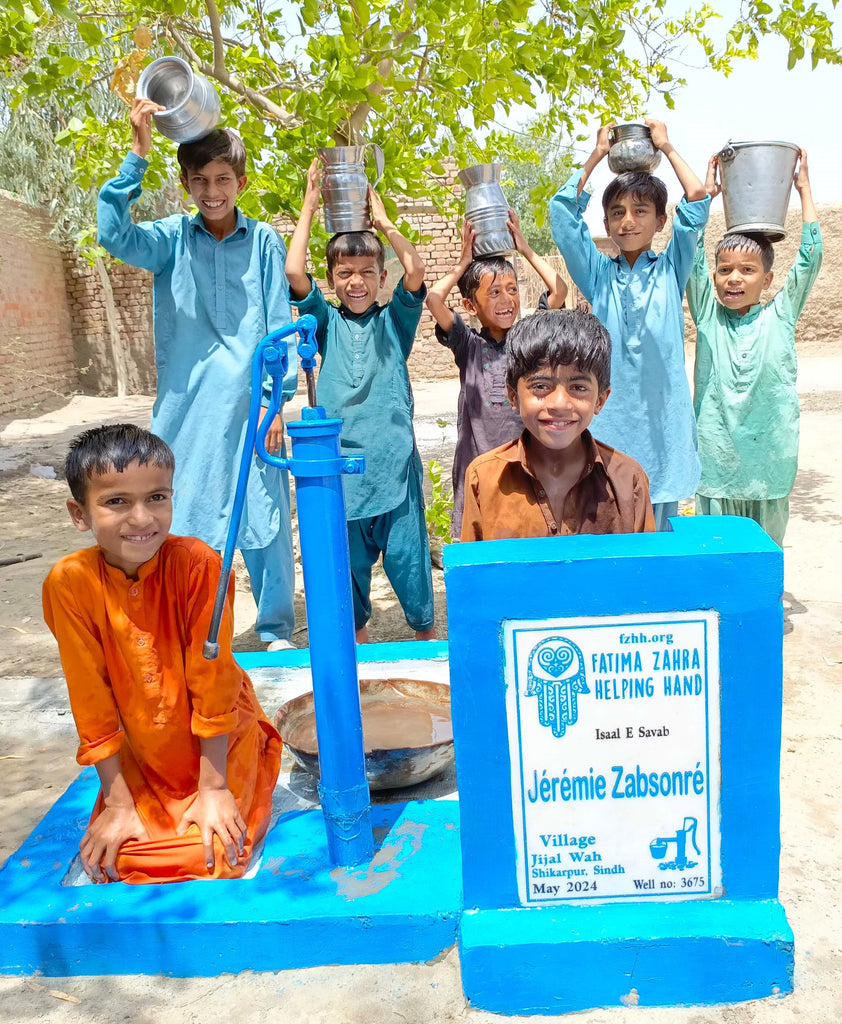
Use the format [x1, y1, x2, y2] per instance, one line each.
[460, 900, 794, 1013]
[0, 771, 461, 977]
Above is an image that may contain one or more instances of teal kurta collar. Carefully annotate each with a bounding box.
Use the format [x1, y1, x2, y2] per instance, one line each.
[188, 207, 249, 240]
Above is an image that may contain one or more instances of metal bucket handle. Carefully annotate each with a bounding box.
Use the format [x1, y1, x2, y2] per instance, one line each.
[718, 144, 736, 164]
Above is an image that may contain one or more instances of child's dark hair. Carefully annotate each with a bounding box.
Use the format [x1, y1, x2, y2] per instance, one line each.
[177, 128, 247, 179]
[65, 424, 175, 504]
[457, 256, 516, 302]
[715, 232, 775, 273]
[506, 310, 611, 394]
[602, 172, 668, 220]
[326, 231, 386, 274]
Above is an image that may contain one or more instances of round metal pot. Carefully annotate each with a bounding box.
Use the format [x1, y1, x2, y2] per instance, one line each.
[607, 123, 661, 174]
[137, 56, 220, 144]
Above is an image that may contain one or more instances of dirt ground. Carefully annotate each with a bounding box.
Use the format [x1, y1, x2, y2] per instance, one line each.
[0, 355, 840, 1023]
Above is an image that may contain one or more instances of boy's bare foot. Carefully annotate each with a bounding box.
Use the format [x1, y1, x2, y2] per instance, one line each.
[356, 625, 370, 644]
[415, 628, 438, 641]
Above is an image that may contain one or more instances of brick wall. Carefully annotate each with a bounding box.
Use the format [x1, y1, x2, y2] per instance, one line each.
[62, 255, 156, 396]
[1, 186, 835, 417]
[0, 193, 77, 416]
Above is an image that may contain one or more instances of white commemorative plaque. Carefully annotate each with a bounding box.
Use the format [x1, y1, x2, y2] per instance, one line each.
[504, 611, 722, 906]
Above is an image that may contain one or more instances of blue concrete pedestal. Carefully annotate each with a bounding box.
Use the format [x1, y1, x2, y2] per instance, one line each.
[461, 901, 793, 1014]
[0, 673, 461, 977]
[445, 517, 794, 1014]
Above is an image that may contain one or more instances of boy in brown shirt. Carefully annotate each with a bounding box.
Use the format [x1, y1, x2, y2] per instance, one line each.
[461, 309, 655, 541]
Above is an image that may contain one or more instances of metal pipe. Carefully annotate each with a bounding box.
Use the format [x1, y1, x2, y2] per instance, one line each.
[287, 407, 372, 866]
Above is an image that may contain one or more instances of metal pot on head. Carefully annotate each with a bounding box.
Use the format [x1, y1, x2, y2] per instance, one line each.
[607, 123, 661, 175]
[458, 163, 513, 258]
[317, 145, 386, 233]
[137, 56, 220, 144]
[717, 140, 799, 242]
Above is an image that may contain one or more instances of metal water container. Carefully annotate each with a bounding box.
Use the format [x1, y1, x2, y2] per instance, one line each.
[137, 56, 220, 144]
[317, 145, 385, 233]
[717, 140, 799, 242]
[458, 163, 513, 257]
[607, 123, 661, 174]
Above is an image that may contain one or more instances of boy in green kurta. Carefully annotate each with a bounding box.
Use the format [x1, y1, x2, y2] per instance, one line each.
[286, 159, 435, 643]
[687, 150, 821, 546]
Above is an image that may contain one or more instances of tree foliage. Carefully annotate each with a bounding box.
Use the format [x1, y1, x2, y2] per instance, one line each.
[497, 129, 574, 254]
[1, 0, 839, 245]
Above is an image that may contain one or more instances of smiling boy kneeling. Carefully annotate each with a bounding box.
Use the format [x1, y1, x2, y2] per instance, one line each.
[42, 425, 280, 884]
[461, 310, 655, 541]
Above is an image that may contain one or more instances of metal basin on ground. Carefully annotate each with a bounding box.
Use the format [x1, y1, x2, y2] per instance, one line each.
[275, 678, 454, 791]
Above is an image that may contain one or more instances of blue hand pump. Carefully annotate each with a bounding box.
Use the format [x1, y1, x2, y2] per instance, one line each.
[204, 314, 373, 867]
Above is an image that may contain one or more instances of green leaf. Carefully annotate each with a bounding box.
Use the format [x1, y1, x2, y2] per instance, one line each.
[76, 20, 102, 45]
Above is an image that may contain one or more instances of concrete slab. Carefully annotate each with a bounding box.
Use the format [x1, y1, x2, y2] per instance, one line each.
[0, 643, 462, 978]
[0, 771, 461, 977]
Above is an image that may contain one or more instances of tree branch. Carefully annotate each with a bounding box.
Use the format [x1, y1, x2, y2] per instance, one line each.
[204, 0, 227, 78]
[340, 26, 415, 143]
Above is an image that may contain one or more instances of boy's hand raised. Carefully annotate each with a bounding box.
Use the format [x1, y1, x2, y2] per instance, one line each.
[302, 157, 321, 214]
[130, 97, 164, 160]
[705, 155, 722, 199]
[368, 186, 394, 234]
[794, 148, 811, 192]
[594, 122, 615, 160]
[793, 148, 817, 222]
[458, 217, 476, 268]
[507, 209, 530, 255]
[80, 802, 149, 882]
[177, 787, 247, 872]
[646, 119, 671, 153]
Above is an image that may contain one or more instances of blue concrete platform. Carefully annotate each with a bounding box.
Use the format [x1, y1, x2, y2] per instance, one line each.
[0, 769, 461, 976]
[460, 900, 793, 1014]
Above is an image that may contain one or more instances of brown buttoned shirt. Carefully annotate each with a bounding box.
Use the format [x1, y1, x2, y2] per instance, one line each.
[460, 430, 655, 541]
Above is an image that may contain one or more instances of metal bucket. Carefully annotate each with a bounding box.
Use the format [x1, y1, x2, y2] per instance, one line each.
[607, 122, 661, 174]
[137, 56, 220, 144]
[717, 140, 799, 242]
[317, 145, 385, 233]
[275, 678, 454, 791]
[458, 163, 513, 257]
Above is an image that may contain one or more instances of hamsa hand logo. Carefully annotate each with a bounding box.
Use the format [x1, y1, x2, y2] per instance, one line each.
[525, 636, 589, 738]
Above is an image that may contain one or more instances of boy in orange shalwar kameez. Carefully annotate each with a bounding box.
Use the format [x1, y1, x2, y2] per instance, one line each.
[42, 424, 281, 884]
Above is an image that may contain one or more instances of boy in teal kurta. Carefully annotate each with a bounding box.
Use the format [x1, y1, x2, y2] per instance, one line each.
[97, 98, 297, 649]
[286, 160, 435, 643]
[687, 150, 822, 546]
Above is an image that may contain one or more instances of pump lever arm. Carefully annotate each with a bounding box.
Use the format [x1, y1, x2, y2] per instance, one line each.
[204, 315, 319, 660]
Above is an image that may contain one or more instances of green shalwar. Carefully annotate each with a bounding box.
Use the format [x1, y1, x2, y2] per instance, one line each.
[686, 222, 822, 546]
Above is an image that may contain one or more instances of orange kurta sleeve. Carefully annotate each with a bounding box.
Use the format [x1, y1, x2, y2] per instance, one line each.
[42, 558, 124, 766]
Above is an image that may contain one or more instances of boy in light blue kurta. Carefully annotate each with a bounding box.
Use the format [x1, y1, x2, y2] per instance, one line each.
[687, 151, 822, 547]
[97, 98, 297, 648]
[286, 159, 435, 643]
[550, 120, 710, 529]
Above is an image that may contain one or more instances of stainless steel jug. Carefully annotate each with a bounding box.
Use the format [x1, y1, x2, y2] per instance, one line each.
[317, 145, 386, 233]
[717, 140, 799, 242]
[607, 123, 661, 174]
[458, 163, 513, 257]
[137, 56, 220, 144]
